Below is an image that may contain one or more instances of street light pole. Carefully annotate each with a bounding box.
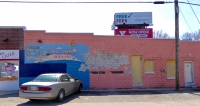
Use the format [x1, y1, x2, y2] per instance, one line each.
[175, 0, 180, 91]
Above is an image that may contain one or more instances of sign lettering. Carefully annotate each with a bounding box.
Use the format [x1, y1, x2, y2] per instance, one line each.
[0, 50, 19, 59]
[114, 12, 152, 25]
[115, 28, 153, 38]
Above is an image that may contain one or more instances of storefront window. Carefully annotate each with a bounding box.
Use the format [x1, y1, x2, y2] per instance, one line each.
[0, 61, 18, 81]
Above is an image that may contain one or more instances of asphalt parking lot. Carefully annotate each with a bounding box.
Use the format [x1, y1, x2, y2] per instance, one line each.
[1, 89, 200, 106]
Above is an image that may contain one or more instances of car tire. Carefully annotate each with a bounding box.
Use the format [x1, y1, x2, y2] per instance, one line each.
[56, 89, 65, 102]
[77, 85, 82, 93]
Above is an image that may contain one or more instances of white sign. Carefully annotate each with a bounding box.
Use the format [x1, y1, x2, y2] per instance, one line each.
[0, 50, 19, 59]
[114, 12, 152, 25]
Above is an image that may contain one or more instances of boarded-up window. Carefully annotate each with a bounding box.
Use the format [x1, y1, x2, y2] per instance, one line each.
[167, 60, 176, 79]
[144, 60, 154, 73]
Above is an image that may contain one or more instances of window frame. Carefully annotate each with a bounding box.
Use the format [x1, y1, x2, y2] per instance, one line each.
[67, 75, 75, 82]
[60, 75, 70, 82]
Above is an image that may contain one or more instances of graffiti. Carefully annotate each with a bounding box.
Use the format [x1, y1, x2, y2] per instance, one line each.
[79, 50, 129, 71]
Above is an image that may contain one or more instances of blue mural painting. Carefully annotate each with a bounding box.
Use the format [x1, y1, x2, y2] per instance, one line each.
[22, 44, 90, 89]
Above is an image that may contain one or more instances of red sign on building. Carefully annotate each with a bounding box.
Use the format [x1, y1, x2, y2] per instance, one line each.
[114, 28, 153, 38]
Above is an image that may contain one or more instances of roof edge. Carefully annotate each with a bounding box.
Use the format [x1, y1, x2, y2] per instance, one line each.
[0, 26, 26, 30]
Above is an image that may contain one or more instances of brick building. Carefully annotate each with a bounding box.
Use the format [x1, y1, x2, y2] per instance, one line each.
[19, 30, 200, 90]
[0, 26, 25, 90]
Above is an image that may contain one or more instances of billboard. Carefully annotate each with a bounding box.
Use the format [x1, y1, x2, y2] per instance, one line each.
[114, 12, 152, 25]
[114, 28, 153, 38]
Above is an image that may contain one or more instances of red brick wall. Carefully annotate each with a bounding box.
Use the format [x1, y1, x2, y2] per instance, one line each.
[24, 30, 200, 89]
[0, 27, 25, 50]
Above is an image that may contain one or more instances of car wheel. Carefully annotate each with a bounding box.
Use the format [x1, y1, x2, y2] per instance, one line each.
[77, 85, 82, 93]
[56, 89, 65, 102]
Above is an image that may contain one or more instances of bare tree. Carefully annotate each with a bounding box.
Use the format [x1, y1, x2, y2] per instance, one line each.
[193, 29, 200, 41]
[153, 29, 171, 39]
[181, 29, 200, 41]
[181, 32, 193, 40]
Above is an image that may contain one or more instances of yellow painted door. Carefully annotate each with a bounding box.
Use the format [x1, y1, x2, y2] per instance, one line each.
[132, 56, 142, 84]
[167, 60, 175, 79]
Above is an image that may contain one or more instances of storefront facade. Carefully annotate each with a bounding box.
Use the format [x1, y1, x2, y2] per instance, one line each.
[1, 26, 199, 90]
[0, 26, 25, 90]
[22, 30, 200, 89]
[0, 50, 19, 90]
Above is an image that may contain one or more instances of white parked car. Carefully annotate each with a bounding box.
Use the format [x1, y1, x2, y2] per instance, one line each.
[19, 73, 83, 102]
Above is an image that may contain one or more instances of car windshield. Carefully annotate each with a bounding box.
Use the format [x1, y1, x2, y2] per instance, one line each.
[32, 75, 58, 82]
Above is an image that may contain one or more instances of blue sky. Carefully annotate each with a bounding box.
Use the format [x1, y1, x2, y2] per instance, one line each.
[0, 0, 199, 37]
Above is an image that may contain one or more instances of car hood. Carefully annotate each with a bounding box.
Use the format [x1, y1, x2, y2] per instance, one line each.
[22, 82, 57, 86]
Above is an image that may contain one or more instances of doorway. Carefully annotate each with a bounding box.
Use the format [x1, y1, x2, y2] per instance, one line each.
[184, 62, 194, 87]
[132, 56, 142, 86]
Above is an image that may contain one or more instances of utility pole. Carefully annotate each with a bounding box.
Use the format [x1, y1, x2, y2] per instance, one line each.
[175, 0, 180, 90]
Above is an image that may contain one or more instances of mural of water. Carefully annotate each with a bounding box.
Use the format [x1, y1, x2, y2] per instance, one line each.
[21, 44, 90, 89]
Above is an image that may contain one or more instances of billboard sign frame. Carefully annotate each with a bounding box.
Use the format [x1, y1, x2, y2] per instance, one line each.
[114, 12, 152, 25]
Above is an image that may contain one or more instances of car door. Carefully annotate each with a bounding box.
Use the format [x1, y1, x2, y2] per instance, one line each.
[60, 75, 71, 95]
[67, 75, 77, 93]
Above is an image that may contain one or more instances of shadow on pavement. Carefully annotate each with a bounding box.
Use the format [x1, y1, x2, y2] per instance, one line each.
[17, 93, 80, 106]
[188, 89, 200, 96]
[16, 88, 200, 106]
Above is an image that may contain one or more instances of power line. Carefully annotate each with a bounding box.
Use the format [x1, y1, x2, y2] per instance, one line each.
[179, 7, 193, 33]
[0, 1, 199, 6]
[179, 1, 200, 6]
[186, 0, 200, 24]
[0, 1, 173, 4]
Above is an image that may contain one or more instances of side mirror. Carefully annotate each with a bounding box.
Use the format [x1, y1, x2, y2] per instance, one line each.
[75, 78, 78, 81]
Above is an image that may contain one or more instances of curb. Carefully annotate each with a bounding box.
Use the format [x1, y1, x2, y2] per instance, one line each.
[82, 88, 200, 92]
[1, 88, 199, 96]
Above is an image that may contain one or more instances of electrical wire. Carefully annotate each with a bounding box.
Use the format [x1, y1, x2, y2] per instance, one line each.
[179, 7, 193, 33]
[186, 0, 200, 24]
[0, 1, 172, 4]
[179, 1, 200, 6]
[0, 1, 199, 6]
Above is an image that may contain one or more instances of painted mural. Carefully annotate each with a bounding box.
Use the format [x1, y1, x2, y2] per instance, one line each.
[24, 44, 90, 89]
[23, 44, 131, 89]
